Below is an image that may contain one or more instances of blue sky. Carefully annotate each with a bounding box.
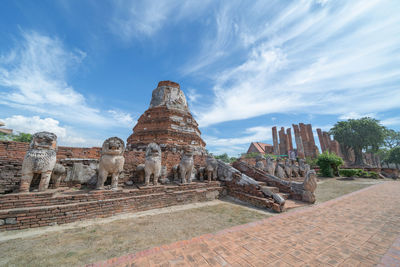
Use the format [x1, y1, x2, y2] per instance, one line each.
[1, 0, 399, 156]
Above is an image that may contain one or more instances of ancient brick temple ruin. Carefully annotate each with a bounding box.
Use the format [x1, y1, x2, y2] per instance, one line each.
[0, 80, 320, 231]
[271, 123, 318, 159]
[127, 81, 206, 154]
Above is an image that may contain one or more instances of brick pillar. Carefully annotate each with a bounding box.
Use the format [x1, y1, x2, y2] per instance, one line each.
[286, 128, 293, 151]
[317, 128, 326, 152]
[293, 124, 305, 159]
[279, 127, 288, 156]
[272, 126, 280, 155]
[306, 124, 318, 157]
[322, 132, 330, 153]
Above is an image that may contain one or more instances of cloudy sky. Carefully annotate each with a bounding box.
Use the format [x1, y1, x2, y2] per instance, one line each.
[1, 0, 399, 156]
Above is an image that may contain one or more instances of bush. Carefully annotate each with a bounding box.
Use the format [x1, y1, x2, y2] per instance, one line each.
[339, 169, 379, 179]
[339, 169, 360, 177]
[316, 151, 344, 177]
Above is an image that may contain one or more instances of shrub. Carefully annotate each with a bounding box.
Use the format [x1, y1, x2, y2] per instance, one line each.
[316, 151, 344, 177]
[339, 169, 360, 177]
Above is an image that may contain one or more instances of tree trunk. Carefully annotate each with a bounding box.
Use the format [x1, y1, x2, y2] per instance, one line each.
[353, 148, 364, 166]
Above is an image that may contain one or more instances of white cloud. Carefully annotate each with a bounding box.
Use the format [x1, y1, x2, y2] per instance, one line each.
[186, 0, 400, 127]
[0, 31, 133, 128]
[110, 0, 213, 41]
[381, 117, 400, 127]
[107, 110, 135, 127]
[1, 115, 100, 146]
[339, 112, 377, 120]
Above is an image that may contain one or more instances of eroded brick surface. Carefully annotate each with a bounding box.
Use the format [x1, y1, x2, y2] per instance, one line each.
[90, 181, 400, 267]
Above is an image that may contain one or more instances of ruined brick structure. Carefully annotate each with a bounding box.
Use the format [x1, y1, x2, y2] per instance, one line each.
[293, 123, 319, 159]
[316, 129, 342, 157]
[127, 81, 206, 154]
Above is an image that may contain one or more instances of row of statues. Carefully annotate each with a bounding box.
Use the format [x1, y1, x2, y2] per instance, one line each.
[255, 156, 310, 180]
[18, 132, 219, 193]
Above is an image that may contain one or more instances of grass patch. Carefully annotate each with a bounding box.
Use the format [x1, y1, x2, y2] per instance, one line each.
[314, 177, 384, 203]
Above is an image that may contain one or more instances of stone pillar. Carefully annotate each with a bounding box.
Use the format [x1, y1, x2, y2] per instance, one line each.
[317, 128, 326, 152]
[272, 126, 280, 156]
[293, 124, 305, 159]
[286, 128, 293, 152]
[278, 127, 288, 156]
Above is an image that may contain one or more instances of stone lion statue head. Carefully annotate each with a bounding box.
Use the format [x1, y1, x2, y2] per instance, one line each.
[101, 137, 125, 156]
[183, 146, 194, 157]
[29, 132, 57, 150]
[145, 143, 161, 159]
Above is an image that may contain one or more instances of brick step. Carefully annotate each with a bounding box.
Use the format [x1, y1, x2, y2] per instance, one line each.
[0, 186, 224, 230]
[230, 190, 282, 213]
[0, 182, 223, 210]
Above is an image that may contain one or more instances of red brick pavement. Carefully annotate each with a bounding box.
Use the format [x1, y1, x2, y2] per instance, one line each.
[88, 181, 400, 267]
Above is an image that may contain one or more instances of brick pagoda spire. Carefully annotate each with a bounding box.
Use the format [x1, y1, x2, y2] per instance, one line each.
[127, 81, 206, 154]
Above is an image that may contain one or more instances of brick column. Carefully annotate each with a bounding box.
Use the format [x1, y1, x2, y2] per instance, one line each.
[278, 127, 288, 156]
[286, 128, 293, 152]
[292, 124, 305, 159]
[272, 126, 280, 156]
[317, 128, 326, 152]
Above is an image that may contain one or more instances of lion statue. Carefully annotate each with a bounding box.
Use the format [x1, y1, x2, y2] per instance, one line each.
[19, 132, 58, 192]
[179, 146, 194, 184]
[144, 143, 162, 186]
[96, 137, 125, 190]
[205, 155, 218, 182]
[302, 170, 318, 203]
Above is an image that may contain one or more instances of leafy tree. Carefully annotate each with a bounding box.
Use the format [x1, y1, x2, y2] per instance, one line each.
[0, 132, 33, 143]
[330, 117, 385, 165]
[316, 151, 344, 177]
[384, 129, 400, 149]
[214, 153, 231, 163]
[388, 147, 400, 168]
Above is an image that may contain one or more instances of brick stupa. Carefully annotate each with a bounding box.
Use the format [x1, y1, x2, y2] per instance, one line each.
[127, 81, 206, 154]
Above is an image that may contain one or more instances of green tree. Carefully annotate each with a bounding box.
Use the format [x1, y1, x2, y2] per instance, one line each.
[0, 132, 33, 143]
[330, 117, 385, 166]
[388, 147, 400, 168]
[384, 129, 400, 149]
[214, 153, 230, 163]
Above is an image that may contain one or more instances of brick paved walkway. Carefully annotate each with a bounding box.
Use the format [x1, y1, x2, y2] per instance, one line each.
[89, 181, 400, 267]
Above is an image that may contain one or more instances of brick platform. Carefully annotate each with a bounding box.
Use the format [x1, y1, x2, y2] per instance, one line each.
[0, 181, 223, 231]
[89, 181, 400, 266]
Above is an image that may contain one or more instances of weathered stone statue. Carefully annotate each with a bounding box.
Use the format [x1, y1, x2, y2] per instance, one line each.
[284, 159, 292, 179]
[301, 170, 318, 203]
[135, 164, 145, 183]
[198, 166, 205, 182]
[265, 156, 275, 175]
[255, 155, 265, 170]
[172, 164, 180, 182]
[205, 155, 218, 182]
[179, 146, 194, 184]
[291, 159, 299, 177]
[274, 158, 286, 179]
[96, 137, 125, 190]
[19, 132, 58, 192]
[51, 163, 66, 189]
[299, 159, 310, 177]
[144, 143, 162, 186]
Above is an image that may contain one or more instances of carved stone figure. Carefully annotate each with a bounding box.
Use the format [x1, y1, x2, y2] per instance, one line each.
[205, 155, 218, 182]
[274, 158, 286, 179]
[198, 166, 205, 181]
[172, 164, 180, 182]
[96, 137, 125, 190]
[19, 132, 57, 192]
[284, 159, 292, 179]
[255, 155, 265, 170]
[144, 143, 162, 186]
[265, 156, 275, 175]
[179, 146, 194, 184]
[302, 170, 318, 203]
[298, 159, 310, 177]
[160, 166, 170, 184]
[51, 163, 66, 189]
[291, 159, 299, 177]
